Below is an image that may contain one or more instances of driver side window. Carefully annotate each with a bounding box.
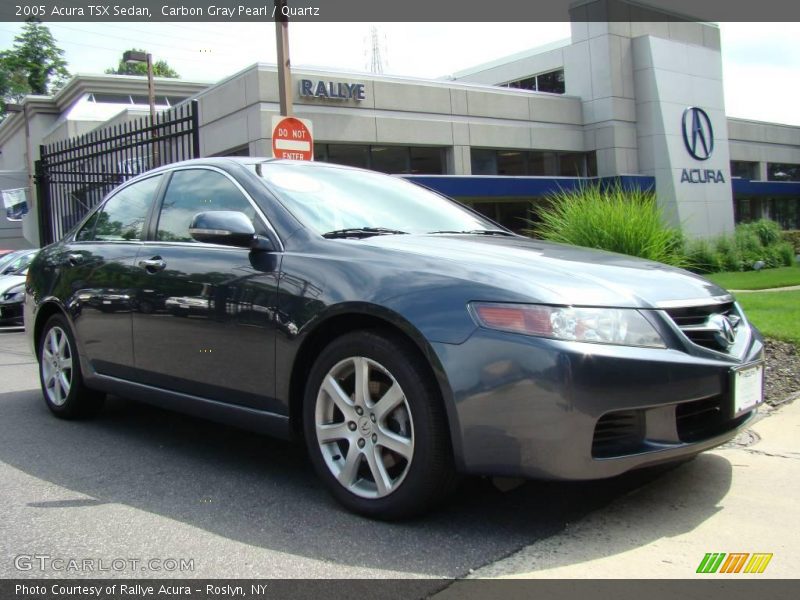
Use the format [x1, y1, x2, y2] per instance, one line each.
[156, 169, 267, 242]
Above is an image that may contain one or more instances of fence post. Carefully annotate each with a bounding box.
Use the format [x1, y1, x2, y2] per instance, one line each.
[34, 149, 52, 247]
[190, 99, 200, 159]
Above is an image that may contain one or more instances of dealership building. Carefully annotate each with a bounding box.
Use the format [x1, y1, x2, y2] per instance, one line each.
[1, 4, 799, 248]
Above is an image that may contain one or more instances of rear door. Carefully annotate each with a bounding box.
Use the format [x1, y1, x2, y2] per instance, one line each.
[56, 173, 164, 378]
[130, 167, 282, 412]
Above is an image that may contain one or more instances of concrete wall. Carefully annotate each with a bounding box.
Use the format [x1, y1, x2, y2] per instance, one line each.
[196, 65, 586, 174]
[633, 34, 734, 237]
[728, 118, 800, 169]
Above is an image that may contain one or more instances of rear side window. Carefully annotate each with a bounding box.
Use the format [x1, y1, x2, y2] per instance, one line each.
[156, 169, 265, 242]
[77, 175, 162, 242]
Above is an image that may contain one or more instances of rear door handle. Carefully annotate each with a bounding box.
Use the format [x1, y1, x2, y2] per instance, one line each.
[139, 257, 166, 273]
[67, 253, 83, 266]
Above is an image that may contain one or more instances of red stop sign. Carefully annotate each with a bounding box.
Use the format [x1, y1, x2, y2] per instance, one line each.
[272, 117, 313, 161]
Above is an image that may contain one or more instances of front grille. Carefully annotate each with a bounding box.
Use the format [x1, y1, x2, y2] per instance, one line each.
[592, 410, 645, 458]
[664, 302, 740, 352]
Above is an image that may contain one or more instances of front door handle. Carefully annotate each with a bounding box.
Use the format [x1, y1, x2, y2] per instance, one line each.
[139, 257, 167, 273]
[67, 253, 83, 266]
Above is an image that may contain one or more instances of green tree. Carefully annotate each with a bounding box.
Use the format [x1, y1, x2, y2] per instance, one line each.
[105, 49, 180, 78]
[0, 19, 70, 120]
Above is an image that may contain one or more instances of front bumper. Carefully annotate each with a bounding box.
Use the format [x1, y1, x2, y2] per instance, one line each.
[433, 323, 764, 480]
[0, 299, 24, 325]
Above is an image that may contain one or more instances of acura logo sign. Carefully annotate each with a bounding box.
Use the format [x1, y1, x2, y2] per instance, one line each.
[707, 314, 736, 348]
[682, 107, 714, 160]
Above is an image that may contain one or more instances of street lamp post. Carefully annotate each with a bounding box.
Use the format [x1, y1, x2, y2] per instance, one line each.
[123, 50, 159, 168]
[274, 0, 293, 116]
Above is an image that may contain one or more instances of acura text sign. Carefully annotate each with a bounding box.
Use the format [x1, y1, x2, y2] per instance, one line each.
[272, 116, 314, 161]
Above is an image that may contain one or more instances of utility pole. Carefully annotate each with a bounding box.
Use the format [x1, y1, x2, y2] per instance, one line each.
[275, 0, 293, 116]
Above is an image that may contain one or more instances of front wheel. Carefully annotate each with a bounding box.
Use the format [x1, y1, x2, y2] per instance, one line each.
[303, 330, 457, 519]
[38, 314, 105, 419]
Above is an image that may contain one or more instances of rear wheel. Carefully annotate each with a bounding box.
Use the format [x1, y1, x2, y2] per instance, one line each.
[303, 330, 456, 519]
[38, 314, 105, 419]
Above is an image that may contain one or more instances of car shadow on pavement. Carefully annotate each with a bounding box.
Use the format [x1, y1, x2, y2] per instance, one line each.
[0, 388, 733, 578]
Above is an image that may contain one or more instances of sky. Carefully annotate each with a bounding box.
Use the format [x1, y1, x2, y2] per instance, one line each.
[0, 21, 799, 125]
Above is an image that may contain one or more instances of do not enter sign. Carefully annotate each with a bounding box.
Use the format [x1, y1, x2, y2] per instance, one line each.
[272, 116, 313, 161]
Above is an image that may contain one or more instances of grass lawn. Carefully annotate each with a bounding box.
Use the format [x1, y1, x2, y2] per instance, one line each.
[706, 265, 800, 290]
[737, 291, 800, 346]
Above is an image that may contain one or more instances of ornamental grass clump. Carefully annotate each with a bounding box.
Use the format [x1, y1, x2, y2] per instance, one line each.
[526, 183, 688, 268]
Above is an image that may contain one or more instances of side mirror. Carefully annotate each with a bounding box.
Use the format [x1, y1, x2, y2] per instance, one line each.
[189, 211, 273, 250]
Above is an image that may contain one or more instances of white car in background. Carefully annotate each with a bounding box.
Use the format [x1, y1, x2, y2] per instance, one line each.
[0, 250, 38, 326]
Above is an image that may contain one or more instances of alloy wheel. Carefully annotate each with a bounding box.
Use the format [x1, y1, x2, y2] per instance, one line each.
[314, 356, 415, 499]
[41, 326, 73, 407]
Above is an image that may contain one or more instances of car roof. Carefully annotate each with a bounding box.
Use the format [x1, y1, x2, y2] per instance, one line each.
[144, 156, 369, 175]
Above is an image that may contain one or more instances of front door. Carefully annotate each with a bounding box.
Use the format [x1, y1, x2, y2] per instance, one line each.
[131, 167, 282, 412]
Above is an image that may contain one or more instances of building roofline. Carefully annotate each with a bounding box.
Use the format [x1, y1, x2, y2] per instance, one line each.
[727, 115, 800, 130]
[0, 73, 211, 145]
[449, 38, 572, 80]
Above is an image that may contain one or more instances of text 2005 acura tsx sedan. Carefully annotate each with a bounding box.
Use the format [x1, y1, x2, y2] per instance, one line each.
[25, 158, 764, 518]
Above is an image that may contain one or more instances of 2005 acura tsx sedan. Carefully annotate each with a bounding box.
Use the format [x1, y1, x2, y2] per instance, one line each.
[25, 158, 765, 519]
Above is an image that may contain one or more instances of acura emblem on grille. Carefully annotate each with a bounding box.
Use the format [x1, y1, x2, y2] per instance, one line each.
[707, 314, 736, 347]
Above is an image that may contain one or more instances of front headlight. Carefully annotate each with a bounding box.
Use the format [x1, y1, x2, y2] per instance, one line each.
[470, 302, 666, 348]
[2, 283, 25, 304]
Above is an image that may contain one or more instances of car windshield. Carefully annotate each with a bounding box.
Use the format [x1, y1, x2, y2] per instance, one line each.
[257, 163, 497, 236]
[0, 250, 35, 275]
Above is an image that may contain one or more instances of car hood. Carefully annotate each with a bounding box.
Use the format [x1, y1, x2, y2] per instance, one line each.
[0, 274, 26, 295]
[358, 234, 728, 309]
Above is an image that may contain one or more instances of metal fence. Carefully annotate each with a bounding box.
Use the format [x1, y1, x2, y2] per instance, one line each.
[35, 99, 199, 245]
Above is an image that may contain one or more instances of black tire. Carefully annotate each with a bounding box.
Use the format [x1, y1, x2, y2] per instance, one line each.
[303, 329, 457, 519]
[37, 314, 105, 419]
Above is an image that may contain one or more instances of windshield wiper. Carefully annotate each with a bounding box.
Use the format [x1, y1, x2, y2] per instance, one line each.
[427, 229, 514, 236]
[322, 227, 409, 239]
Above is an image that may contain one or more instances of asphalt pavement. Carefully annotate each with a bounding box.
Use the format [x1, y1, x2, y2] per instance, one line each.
[2, 327, 796, 582]
[0, 328, 669, 580]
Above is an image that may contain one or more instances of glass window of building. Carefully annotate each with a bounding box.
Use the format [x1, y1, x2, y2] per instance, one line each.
[767, 163, 800, 182]
[502, 70, 565, 94]
[496, 151, 527, 175]
[536, 70, 565, 94]
[409, 147, 444, 174]
[473, 149, 593, 177]
[731, 161, 759, 179]
[326, 144, 369, 169]
[370, 146, 409, 173]
[471, 149, 497, 175]
[316, 144, 445, 174]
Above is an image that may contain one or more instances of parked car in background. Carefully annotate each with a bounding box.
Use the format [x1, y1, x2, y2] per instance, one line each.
[24, 158, 764, 519]
[0, 249, 37, 276]
[0, 251, 38, 326]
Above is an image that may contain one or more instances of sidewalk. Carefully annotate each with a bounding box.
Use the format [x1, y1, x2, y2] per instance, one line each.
[470, 397, 800, 579]
[731, 285, 800, 293]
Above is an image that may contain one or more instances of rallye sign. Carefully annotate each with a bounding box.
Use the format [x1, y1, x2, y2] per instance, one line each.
[300, 79, 366, 101]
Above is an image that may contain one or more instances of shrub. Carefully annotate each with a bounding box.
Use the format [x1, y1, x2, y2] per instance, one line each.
[684, 238, 723, 274]
[685, 219, 795, 273]
[526, 183, 688, 267]
[783, 230, 800, 253]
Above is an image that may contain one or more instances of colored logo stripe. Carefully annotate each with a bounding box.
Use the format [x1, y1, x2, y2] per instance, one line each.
[696, 553, 773, 574]
[697, 553, 726, 573]
[744, 553, 773, 573]
[720, 553, 749, 573]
